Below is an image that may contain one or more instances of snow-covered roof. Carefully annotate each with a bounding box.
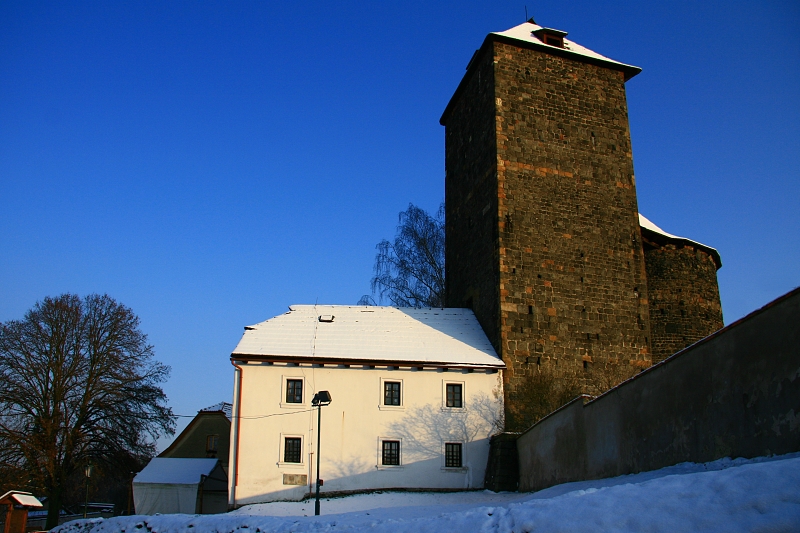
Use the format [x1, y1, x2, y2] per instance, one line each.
[491, 22, 641, 79]
[441, 21, 641, 125]
[639, 213, 721, 268]
[232, 306, 504, 369]
[199, 402, 232, 420]
[0, 491, 43, 508]
[134, 458, 220, 485]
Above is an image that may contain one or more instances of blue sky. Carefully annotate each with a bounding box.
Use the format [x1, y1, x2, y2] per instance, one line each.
[1, 1, 798, 440]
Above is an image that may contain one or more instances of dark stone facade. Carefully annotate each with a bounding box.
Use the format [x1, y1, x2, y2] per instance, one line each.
[442, 33, 654, 431]
[644, 240, 724, 363]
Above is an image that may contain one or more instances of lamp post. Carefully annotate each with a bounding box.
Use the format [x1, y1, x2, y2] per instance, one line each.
[83, 462, 93, 518]
[311, 390, 332, 516]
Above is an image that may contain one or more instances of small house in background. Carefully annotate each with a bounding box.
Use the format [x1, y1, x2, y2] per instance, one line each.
[159, 402, 232, 471]
[132, 458, 227, 515]
[0, 491, 42, 533]
[130, 402, 232, 514]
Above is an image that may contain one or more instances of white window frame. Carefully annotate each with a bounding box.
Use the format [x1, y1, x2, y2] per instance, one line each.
[442, 380, 466, 410]
[377, 437, 403, 470]
[278, 433, 305, 468]
[441, 440, 468, 471]
[280, 375, 307, 409]
[379, 377, 405, 411]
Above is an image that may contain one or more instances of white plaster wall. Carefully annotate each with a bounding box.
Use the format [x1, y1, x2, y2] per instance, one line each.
[230, 363, 504, 505]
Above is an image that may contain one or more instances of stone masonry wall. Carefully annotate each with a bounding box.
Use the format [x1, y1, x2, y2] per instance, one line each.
[444, 36, 652, 431]
[493, 41, 652, 430]
[444, 46, 502, 351]
[645, 244, 724, 363]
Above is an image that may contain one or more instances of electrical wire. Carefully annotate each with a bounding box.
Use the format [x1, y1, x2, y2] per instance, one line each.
[174, 408, 315, 420]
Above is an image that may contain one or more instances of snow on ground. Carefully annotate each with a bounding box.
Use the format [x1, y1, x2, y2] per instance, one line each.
[54, 453, 800, 533]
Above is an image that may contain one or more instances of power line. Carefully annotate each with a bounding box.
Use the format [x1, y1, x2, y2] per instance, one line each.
[174, 408, 314, 420]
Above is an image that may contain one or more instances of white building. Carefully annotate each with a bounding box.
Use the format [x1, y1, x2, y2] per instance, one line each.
[227, 305, 505, 506]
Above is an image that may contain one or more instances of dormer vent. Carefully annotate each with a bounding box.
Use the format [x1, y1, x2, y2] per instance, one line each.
[533, 27, 568, 48]
[318, 315, 335, 322]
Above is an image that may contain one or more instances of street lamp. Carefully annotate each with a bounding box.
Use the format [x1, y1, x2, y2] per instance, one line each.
[83, 462, 93, 518]
[311, 390, 332, 516]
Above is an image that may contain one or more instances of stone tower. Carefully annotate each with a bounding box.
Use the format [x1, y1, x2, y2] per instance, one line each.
[441, 21, 652, 430]
[640, 215, 724, 363]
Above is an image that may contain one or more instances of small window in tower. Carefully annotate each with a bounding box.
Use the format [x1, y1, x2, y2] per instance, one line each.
[543, 33, 564, 47]
[533, 27, 568, 49]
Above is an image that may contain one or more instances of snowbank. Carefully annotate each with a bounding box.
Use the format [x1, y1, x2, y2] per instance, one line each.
[53, 454, 800, 533]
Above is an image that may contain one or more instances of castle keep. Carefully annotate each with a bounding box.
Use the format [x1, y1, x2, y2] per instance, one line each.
[441, 21, 723, 430]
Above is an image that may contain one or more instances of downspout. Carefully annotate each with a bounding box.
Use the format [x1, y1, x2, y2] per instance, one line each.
[229, 361, 244, 509]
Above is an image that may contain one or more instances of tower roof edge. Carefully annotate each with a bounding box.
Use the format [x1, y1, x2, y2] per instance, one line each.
[440, 23, 642, 126]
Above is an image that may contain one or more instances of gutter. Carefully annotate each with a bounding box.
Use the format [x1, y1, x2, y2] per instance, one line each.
[228, 361, 244, 509]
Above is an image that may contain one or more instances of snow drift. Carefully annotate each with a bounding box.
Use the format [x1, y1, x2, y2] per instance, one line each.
[53, 454, 800, 533]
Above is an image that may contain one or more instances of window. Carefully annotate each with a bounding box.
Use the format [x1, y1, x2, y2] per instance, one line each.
[379, 378, 404, 410]
[543, 33, 564, 47]
[533, 28, 566, 48]
[286, 379, 303, 403]
[382, 440, 400, 466]
[206, 435, 219, 453]
[445, 443, 463, 468]
[384, 381, 401, 406]
[284, 437, 302, 463]
[446, 383, 463, 408]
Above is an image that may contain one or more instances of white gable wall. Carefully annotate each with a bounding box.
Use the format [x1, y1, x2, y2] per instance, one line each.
[229, 362, 503, 505]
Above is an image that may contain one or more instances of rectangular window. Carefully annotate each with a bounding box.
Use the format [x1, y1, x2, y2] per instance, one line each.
[284, 437, 302, 463]
[446, 383, 463, 408]
[384, 381, 401, 406]
[286, 379, 303, 403]
[382, 440, 400, 466]
[206, 434, 219, 453]
[445, 443, 463, 468]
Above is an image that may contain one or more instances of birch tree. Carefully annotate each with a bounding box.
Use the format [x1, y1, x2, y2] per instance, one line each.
[360, 203, 445, 308]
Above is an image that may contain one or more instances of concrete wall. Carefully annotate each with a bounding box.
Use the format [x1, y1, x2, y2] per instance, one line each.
[229, 363, 504, 505]
[517, 287, 800, 492]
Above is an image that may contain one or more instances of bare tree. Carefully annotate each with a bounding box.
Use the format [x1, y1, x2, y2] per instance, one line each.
[360, 203, 445, 308]
[0, 294, 175, 528]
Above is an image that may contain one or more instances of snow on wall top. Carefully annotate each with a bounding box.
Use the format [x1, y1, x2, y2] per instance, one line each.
[639, 213, 721, 267]
[232, 306, 504, 368]
[134, 458, 219, 485]
[491, 22, 641, 78]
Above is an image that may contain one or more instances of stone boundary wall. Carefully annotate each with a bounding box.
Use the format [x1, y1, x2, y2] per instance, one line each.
[517, 287, 800, 492]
